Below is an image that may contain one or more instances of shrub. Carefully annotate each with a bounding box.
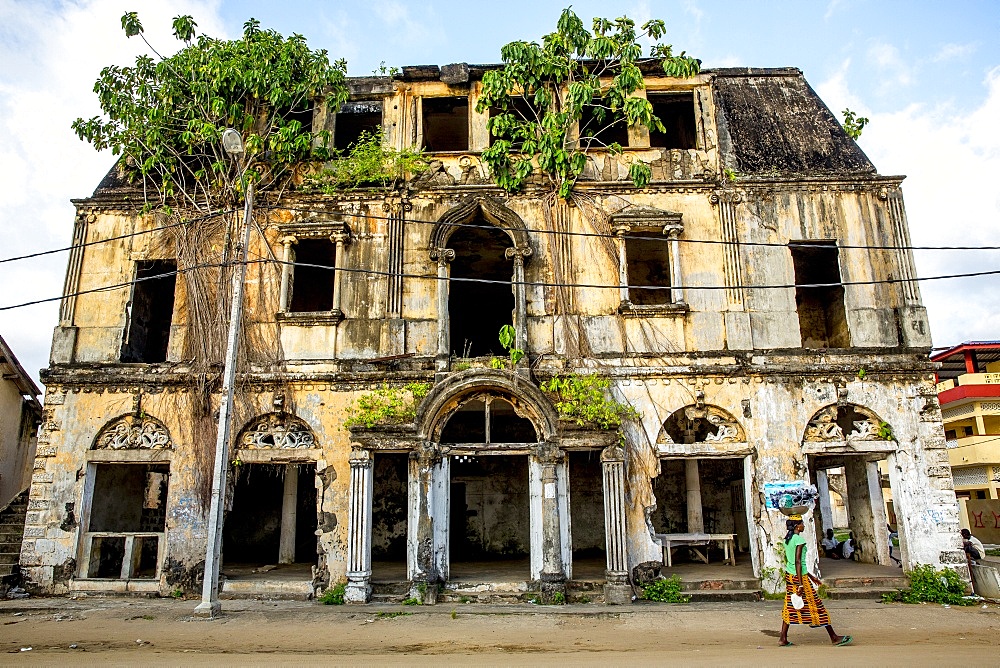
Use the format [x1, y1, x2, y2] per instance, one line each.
[343, 382, 430, 428]
[641, 575, 690, 603]
[540, 374, 640, 429]
[881, 565, 972, 605]
[319, 580, 346, 605]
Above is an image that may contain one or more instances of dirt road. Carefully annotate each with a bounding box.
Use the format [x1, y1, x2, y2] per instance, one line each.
[0, 597, 996, 665]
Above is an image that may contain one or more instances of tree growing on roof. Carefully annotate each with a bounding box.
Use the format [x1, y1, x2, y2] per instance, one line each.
[71, 13, 350, 214]
[476, 7, 700, 199]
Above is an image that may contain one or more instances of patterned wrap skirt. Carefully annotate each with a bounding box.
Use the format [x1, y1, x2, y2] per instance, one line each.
[782, 573, 830, 627]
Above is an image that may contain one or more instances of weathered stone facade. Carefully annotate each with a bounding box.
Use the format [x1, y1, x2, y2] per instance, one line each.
[22, 65, 965, 600]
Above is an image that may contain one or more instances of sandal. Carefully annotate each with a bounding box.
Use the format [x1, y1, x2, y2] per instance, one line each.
[779, 641, 794, 647]
[836, 635, 853, 646]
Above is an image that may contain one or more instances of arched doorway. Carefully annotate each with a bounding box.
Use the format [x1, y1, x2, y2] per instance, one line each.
[429, 197, 533, 371]
[447, 223, 514, 358]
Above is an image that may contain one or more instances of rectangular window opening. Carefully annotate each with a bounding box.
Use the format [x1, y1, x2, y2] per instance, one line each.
[579, 101, 630, 149]
[648, 93, 697, 149]
[625, 235, 672, 305]
[488, 97, 536, 147]
[286, 105, 313, 134]
[422, 96, 469, 152]
[289, 239, 336, 313]
[790, 242, 850, 348]
[120, 260, 176, 363]
[334, 101, 383, 151]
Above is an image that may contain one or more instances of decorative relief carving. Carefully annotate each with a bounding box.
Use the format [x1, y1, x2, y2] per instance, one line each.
[93, 414, 172, 450]
[238, 412, 317, 449]
[803, 404, 889, 442]
[657, 405, 746, 444]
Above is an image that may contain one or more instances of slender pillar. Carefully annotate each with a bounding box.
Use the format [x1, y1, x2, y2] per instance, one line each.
[816, 469, 834, 533]
[601, 444, 631, 605]
[431, 248, 455, 372]
[408, 443, 449, 602]
[331, 231, 350, 316]
[505, 246, 532, 372]
[665, 223, 684, 304]
[345, 448, 374, 603]
[278, 235, 296, 312]
[531, 441, 566, 602]
[278, 465, 298, 564]
[685, 459, 704, 533]
[866, 460, 891, 565]
[613, 226, 629, 303]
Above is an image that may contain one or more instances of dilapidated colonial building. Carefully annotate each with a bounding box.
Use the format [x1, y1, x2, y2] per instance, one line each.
[22, 64, 965, 603]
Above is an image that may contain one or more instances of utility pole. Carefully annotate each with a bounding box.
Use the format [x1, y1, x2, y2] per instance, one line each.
[194, 129, 251, 618]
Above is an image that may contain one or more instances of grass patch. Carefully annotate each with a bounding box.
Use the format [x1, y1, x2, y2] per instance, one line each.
[318, 580, 346, 605]
[881, 565, 973, 606]
[640, 575, 690, 603]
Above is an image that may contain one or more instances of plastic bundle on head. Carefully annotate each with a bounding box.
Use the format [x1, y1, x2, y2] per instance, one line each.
[769, 484, 818, 517]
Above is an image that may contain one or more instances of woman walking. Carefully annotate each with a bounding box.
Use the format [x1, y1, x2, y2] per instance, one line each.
[778, 516, 852, 647]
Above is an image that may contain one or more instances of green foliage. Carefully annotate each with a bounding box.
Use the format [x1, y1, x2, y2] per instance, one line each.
[540, 373, 640, 429]
[881, 565, 972, 605]
[986, 548, 1000, 557]
[343, 382, 431, 428]
[878, 421, 895, 440]
[552, 591, 566, 605]
[758, 565, 783, 595]
[723, 167, 737, 182]
[318, 580, 346, 605]
[402, 597, 421, 606]
[476, 7, 699, 198]
[842, 108, 870, 140]
[641, 575, 690, 603]
[303, 129, 427, 191]
[450, 609, 458, 619]
[498, 324, 525, 366]
[73, 13, 349, 212]
[489, 357, 506, 370]
[857, 367, 867, 380]
[170, 588, 184, 599]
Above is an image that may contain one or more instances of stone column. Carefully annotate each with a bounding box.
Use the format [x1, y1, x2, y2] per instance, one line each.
[345, 448, 374, 603]
[408, 443, 449, 603]
[845, 457, 880, 564]
[613, 225, 629, 304]
[430, 248, 455, 373]
[533, 442, 567, 601]
[866, 460, 891, 565]
[664, 222, 684, 304]
[601, 444, 631, 605]
[505, 246, 532, 373]
[685, 459, 704, 533]
[278, 465, 298, 564]
[331, 231, 350, 317]
[816, 469, 834, 533]
[278, 235, 297, 312]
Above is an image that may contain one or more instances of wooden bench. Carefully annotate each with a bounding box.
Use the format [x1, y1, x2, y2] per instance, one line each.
[654, 533, 737, 567]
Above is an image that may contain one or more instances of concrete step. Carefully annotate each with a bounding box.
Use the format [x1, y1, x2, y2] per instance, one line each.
[0, 553, 20, 567]
[438, 590, 538, 604]
[825, 575, 908, 589]
[685, 589, 762, 602]
[826, 586, 899, 600]
[679, 578, 760, 592]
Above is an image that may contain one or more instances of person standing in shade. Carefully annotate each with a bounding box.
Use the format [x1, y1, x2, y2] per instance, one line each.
[778, 516, 853, 647]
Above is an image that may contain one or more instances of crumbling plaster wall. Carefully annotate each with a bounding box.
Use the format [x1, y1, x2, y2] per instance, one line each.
[613, 369, 961, 580]
[22, 381, 364, 593]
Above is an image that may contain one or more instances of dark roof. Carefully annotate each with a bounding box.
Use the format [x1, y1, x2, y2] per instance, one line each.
[0, 335, 41, 401]
[711, 69, 876, 176]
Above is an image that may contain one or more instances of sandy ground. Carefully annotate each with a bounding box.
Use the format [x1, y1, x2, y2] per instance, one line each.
[0, 596, 996, 666]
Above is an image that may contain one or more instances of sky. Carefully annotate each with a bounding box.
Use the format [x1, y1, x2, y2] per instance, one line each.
[1, 0, 999, 385]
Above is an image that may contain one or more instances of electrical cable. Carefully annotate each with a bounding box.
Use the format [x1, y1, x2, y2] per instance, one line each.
[2, 203, 1000, 267]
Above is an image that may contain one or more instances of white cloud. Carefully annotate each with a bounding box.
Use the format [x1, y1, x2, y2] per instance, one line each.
[824, 0, 846, 21]
[932, 42, 978, 63]
[821, 64, 1000, 348]
[372, 0, 443, 49]
[866, 40, 913, 88]
[0, 0, 225, 385]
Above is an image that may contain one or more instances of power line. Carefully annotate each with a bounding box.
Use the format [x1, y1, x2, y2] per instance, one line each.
[258, 204, 1000, 253]
[6, 254, 1000, 314]
[0, 209, 239, 266]
[3, 203, 1000, 268]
